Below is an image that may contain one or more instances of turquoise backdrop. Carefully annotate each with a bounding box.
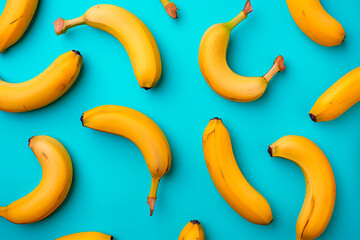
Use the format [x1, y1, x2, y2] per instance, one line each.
[0, 0, 359, 239]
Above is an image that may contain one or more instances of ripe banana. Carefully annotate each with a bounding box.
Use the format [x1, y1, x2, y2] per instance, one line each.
[56, 232, 113, 240]
[202, 118, 273, 225]
[0, 50, 82, 112]
[0, 136, 73, 224]
[286, 0, 345, 46]
[199, 0, 285, 102]
[178, 220, 205, 240]
[160, 0, 179, 19]
[0, 0, 39, 53]
[81, 105, 171, 216]
[54, 4, 162, 89]
[268, 135, 335, 240]
[310, 67, 360, 122]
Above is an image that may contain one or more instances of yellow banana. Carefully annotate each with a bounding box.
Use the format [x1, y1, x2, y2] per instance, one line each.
[56, 232, 113, 240]
[0, 0, 38, 53]
[0, 50, 82, 112]
[0, 136, 73, 224]
[202, 118, 273, 225]
[178, 220, 205, 240]
[199, 0, 285, 102]
[286, 0, 345, 46]
[54, 4, 161, 89]
[268, 135, 335, 240]
[81, 105, 171, 216]
[160, 0, 179, 19]
[310, 67, 360, 122]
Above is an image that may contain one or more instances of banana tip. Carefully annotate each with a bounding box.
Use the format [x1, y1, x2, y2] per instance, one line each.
[54, 18, 65, 35]
[309, 113, 317, 122]
[275, 55, 285, 72]
[164, 2, 178, 19]
[110, 236, 113, 240]
[190, 220, 201, 225]
[72, 50, 81, 56]
[143, 87, 151, 90]
[244, 0, 253, 16]
[267, 146, 273, 157]
[28, 137, 34, 146]
[80, 114, 84, 126]
[211, 117, 222, 121]
[147, 197, 156, 216]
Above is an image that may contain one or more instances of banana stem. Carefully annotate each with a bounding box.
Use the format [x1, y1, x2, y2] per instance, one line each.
[263, 55, 286, 83]
[54, 16, 85, 36]
[160, 0, 178, 19]
[226, 0, 252, 30]
[147, 178, 160, 216]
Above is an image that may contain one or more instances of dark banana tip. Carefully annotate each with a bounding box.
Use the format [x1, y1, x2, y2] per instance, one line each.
[309, 113, 317, 122]
[143, 87, 151, 90]
[267, 146, 273, 157]
[211, 117, 221, 121]
[28, 137, 34, 145]
[110, 236, 113, 240]
[80, 114, 84, 126]
[72, 50, 81, 56]
[190, 220, 201, 225]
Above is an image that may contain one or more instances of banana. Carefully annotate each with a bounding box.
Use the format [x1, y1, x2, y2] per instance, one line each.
[286, 0, 345, 46]
[309, 67, 360, 122]
[178, 220, 205, 240]
[199, 0, 285, 102]
[0, 50, 82, 112]
[0, 0, 38, 53]
[202, 118, 272, 225]
[160, 0, 179, 19]
[268, 135, 335, 240]
[81, 105, 171, 216]
[54, 4, 161, 89]
[0, 136, 73, 224]
[56, 232, 113, 240]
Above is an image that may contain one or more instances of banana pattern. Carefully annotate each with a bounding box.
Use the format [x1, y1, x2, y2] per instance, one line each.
[199, 0, 285, 102]
[0, 0, 38, 53]
[0, 50, 82, 112]
[286, 0, 345, 46]
[310, 67, 360, 122]
[268, 135, 335, 240]
[57, 232, 113, 240]
[81, 105, 171, 216]
[202, 118, 273, 225]
[54, 4, 162, 89]
[0, 136, 73, 224]
[178, 220, 205, 240]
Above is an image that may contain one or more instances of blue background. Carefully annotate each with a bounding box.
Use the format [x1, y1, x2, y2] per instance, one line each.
[0, 0, 359, 239]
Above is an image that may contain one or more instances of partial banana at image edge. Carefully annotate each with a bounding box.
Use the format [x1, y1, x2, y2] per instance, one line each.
[56, 232, 113, 240]
[0, 50, 82, 112]
[268, 135, 335, 240]
[160, 0, 179, 19]
[53, 4, 162, 89]
[0, 0, 39, 53]
[0, 136, 73, 224]
[178, 220, 205, 240]
[310, 66, 360, 122]
[81, 105, 171, 216]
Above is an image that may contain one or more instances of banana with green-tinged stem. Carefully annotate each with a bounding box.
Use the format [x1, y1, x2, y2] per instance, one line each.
[56, 232, 113, 240]
[286, 0, 345, 46]
[203, 118, 273, 225]
[0, 136, 73, 224]
[310, 67, 360, 122]
[199, 0, 285, 102]
[0, 50, 82, 112]
[81, 105, 171, 216]
[0, 0, 38, 53]
[178, 220, 205, 240]
[54, 4, 162, 89]
[268, 135, 335, 240]
[160, 0, 179, 19]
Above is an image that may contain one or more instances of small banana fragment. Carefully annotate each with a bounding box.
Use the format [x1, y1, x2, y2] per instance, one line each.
[81, 105, 171, 216]
[202, 118, 273, 225]
[178, 220, 205, 240]
[160, 0, 179, 19]
[268, 135, 336, 240]
[0, 136, 73, 224]
[56, 232, 113, 240]
[199, 0, 285, 102]
[54, 4, 162, 89]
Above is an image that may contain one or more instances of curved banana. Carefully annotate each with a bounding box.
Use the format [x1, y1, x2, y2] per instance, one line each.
[57, 232, 113, 240]
[0, 136, 73, 224]
[0, 50, 82, 112]
[160, 0, 179, 19]
[0, 0, 39, 53]
[199, 0, 285, 102]
[54, 4, 161, 89]
[286, 0, 345, 46]
[268, 135, 335, 240]
[310, 67, 360, 122]
[178, 220, 205, 240]
[81, 105, 171, 216]
[202, 118, 272, 225]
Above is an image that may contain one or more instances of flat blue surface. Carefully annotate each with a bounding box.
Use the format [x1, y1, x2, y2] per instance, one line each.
[0, 0, 360, 239]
